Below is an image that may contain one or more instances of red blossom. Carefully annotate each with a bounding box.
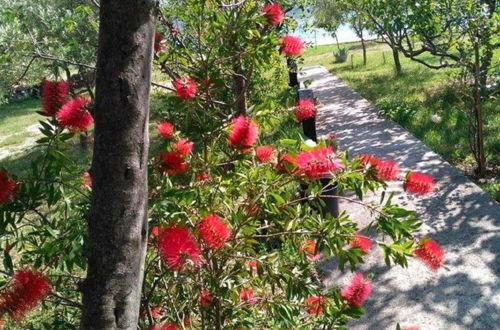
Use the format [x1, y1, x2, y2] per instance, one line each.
[295, 99, 316, 121]
[404, 172, 435, 195]
[228, 115, 259, 151]
[197, 214, 231, 250]
[200, 289, 214, 307]
[414, 238, 445, 271]
[151, 225, 161, 237]
[157, 151, 189, 175]
[300, 240, 321, 261]
[150, 305, 162, 319]
[0, 269, 51, 320]
[262, 3, 285, 26]
[157, 121, 175, 139]
[280, 35, 305, 57]
[154, 32, 167, 54]
[157, 224, 201, 270]
[149, 323, 179, 330]
[174, 139, 194, 156]
[401, 327, 420, 330]
[174, 77, 197, 99]
[374, 159, 400, 180]
[41, 79, 69, 116]
[183, 317, 191, 327]
[304, 296, 327, 315]
[275, 153, 297, 173]
[0, 170, 16, 204]
[195, 171, 211, 182]
[82, 171, 92, 189]
[357, 154, 379, 167]
[247, 260, 258, 275]
[296, 146, 343, 179]
[340, 272, 372, 307]
[239, 288, 258, 304]
[56, 97, 93, 131]
[349, 233, 373, 254]
[255, 145, 275, 163]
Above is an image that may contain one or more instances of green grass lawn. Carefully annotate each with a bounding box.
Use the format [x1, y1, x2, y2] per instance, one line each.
[304, 42, 500, 201]
[0, 98, 42, 149]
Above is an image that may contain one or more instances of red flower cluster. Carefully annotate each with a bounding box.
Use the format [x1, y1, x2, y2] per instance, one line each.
[304, 296, 327, 315]
[41, 79, 69, 116]
[150, 323, 178, 330]
[154, 32, 167, 54]
[374, 159, 400, 181]
[275, 153, 297, 173]
[297, 146, 343, 179]
[56, 97, 93, 131]
[0, 269, 51, 320]
[174, 77, 197, 99]
[174, 139, 194, 156]
[255, 145, 275, 163]
[195, 171, 211, 182]
[197, 214, 231, 250]
[340, 272, 372, 307]
[247, 260, 258, 276]
[158, 151, 189, 175]
[82, 171, 92, 189]
[300, 239, 321, 261]
[200, 289, 213, 307]
[295, 99, 316, 121]
[414, 238, 444, 271]
[158, 224, 201, 270]
[349, 233, 373, 254]
[262, 3, 284, 26]
[280, 35, 305, 57]
[157, 121, 175, 139]
[357, 154, 378, 167]
[228, 115, 259, 151]
[239, 288, 258, 304]
[0, 170, 16, 204]
[404, 172, 435, 195]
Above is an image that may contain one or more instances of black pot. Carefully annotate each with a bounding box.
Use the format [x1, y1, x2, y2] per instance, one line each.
[302, 116, 317, 142]
[319, 178, 339, 218]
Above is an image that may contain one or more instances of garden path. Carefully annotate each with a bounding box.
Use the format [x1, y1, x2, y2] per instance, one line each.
[299, 66, 500, 330]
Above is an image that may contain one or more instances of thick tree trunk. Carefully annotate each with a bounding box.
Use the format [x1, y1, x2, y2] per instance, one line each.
[392, 47, 402, 75]
[80, 0, 156, 329]
[360, 35, 367, 66]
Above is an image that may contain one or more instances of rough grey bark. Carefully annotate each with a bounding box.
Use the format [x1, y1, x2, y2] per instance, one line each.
[392, 47, 402, 75]
[80, 0, 156, 329]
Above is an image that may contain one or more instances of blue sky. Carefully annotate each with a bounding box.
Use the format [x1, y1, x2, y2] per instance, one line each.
[297, 24, 376, 46]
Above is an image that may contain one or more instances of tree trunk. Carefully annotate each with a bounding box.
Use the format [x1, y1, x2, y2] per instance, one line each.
[473, 40, 486, 177]
[233, 62, 247, 115]
[287, 58, 299, 88]
[360, 35, 367, 66]
[80, 0, 156, 329]
[392, 47, 402, 75]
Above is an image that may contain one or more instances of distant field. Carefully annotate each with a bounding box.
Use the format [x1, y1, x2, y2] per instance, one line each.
[304, 41, 500, 201]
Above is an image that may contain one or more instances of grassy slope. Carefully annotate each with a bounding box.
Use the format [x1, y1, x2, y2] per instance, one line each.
[304, 42, 499, 201]
[0, 98, 42, 148]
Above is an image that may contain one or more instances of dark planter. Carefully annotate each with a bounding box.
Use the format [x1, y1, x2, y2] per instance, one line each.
[302, 117, 317, 142]
[320, 178, 339, 218]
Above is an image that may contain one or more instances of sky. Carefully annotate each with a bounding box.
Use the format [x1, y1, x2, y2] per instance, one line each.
[297, 24, 376, 46]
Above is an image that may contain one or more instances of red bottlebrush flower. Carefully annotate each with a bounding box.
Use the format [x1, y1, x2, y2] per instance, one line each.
[404, 172, 435, 195]
[174, 77, 197, 99]
[401, 327, 420, 330]
[56, 97, 93, 131]
[328, 133, 337, 141]
[200, 289, 214, 307]
[374, 159, 400, 181]
[275, 153, 297, 173]
[174, 139, 194, 156]
[255, 145, 275, 163]
[196, 171, 211, 182]
[197, 214, 231, 250]
[304, 296, 327, 315]
[262, 3, 285, 26]
[41, 79, 69, 116]
[0, 269, 51, 320]
[295, 99, 316, 121]
[247, 260, 258, 275]
[414, 238, 445, 271]
[149, 323, 179, 330]
[157, 121, 175, 139]
[297, 146, 343, 179]
[300, 240, 321, 261]
[0, 170, 16, 204]
[280, 35, 305, 57]
[349, 233, 373, 254]
[154, 32, 167, 54]
[157, 151, 189, 175]
[151, 225, 161, 237]
[150, 305, 162, 319]
[239, 288, 258, 304]
[183, 317, 191, 327]
[357, 154, 379, 167]
[228, 115, 259, 151]
[157, 224, 201, 270]
[340, 272, 372, 307]
[82, 171, 92, 189]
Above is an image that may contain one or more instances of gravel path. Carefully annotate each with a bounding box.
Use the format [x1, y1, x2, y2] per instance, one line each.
[300, 66, 500, 330]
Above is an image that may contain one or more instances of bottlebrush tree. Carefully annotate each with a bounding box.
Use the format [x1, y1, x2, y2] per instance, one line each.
[0, 0, 444, 329]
